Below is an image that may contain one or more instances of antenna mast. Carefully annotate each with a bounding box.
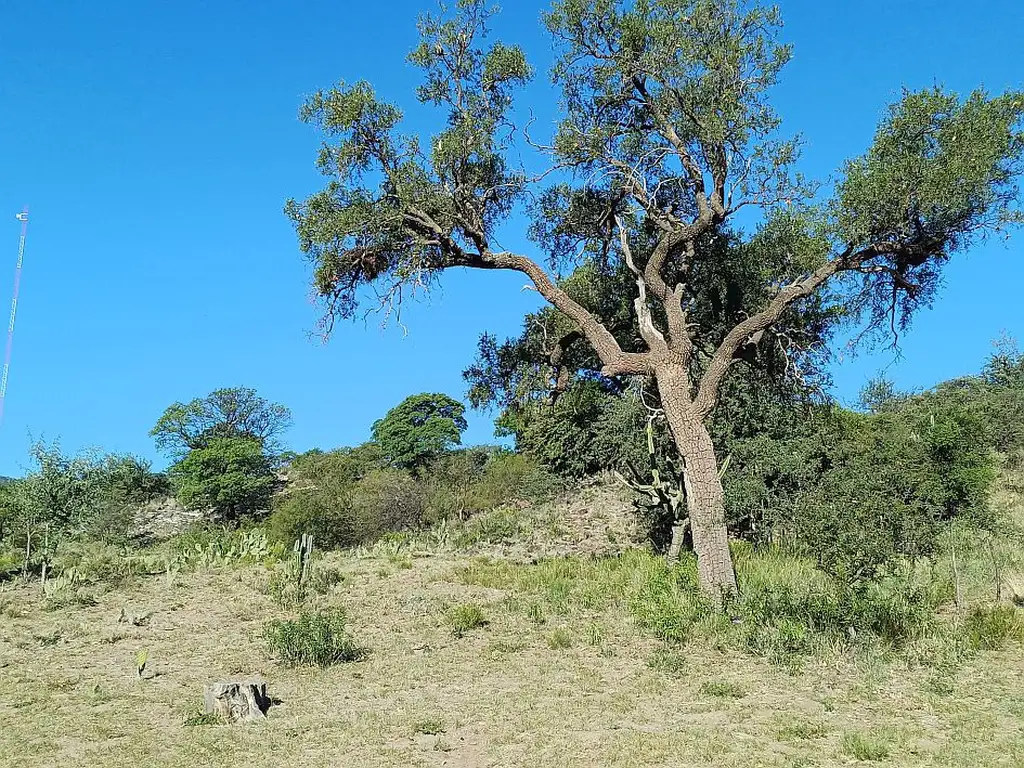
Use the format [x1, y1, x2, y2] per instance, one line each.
[0, 207, 30, 425]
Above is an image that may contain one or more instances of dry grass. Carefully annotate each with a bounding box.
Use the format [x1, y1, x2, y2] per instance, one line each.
[2, 546, 1024, 768]
[2, 474, 1023, 766]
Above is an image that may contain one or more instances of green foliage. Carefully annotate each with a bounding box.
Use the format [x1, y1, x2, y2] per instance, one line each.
[835, 87, 1024, 336]
[788, 405, 996, 583]
[183, 713, 221, 727]
[150, 387, 292, 458]
[0, 442, 170, 573]
[268, 451, 425, 549]
[263, 609, 366, 667]
[445, 603, 488, 637]
[371, 393, 468, 471]
[287, 0, 531, 331]
[422, 448, 559, 524]
[170, 437, 275, 519]
[170, 525, 284, 569]
[546, 627, 574, 649]
[647, 648, 687, 677]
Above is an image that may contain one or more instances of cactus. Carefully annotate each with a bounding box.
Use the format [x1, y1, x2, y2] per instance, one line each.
[615, 412, 730, 562]
[293, 533, 314, 600]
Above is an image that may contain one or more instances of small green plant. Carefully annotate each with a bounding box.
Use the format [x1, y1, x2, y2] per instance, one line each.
[525, 602, 546, 625]
[412, 718, 446, 736]
[183, 713, 221, 727]
[547, 627, 574, 649]
[445, 603, 488, 638]
[776, 720, 828, 741]
[647, 648, 687, 677]
[135, 648, 149, 678]
[698, 680, 746, 699]
[841, 730, 891, 761]
[263, 609, 367, 667]
[584, 621, 605, 646]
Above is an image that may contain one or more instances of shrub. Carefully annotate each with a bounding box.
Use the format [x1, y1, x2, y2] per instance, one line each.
[263, 609, 366, 667]
[445, 603, 488, 637]
[786, 406, 995, 585]
[464, 452, 560, 514]
[349, 468, 426, 534]
[269, 462, 424, 550]
[51, 540, 145, 586]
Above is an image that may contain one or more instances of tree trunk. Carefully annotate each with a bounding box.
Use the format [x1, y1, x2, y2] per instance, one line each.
[656, 366, 737, 605]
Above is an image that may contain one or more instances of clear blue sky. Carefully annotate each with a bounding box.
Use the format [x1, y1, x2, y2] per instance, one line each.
[0, 1, 1022, 475]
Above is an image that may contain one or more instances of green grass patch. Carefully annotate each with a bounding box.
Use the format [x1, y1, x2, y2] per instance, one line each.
[841, 729, 892, 761]
[445, 603, 488, 638]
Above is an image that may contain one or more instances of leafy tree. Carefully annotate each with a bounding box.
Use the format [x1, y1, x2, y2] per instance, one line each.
[287, 0, 1023, 601]
[150, 387, 292, 458]
[169, 437, 275, 519]
[0, 442, 169, 569]
[371, 393, 468, 471]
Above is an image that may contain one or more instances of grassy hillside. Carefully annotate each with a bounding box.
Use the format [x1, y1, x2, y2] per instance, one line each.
[1, 475, 1022, 767]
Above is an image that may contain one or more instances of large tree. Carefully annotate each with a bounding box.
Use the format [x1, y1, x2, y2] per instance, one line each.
[287, 0, 1023, 602]
[372, 393, 469, 471]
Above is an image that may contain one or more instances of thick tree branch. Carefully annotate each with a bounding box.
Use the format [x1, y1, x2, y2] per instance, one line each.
[693, 257, 842, 417]
[474, 249, 653, 377]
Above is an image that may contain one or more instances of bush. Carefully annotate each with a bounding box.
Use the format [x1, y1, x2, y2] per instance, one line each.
[269, 450, 424, 550]
[784, 405, 995, 584]
[464, 453, 560, 513]
[263, 609, 366, 667]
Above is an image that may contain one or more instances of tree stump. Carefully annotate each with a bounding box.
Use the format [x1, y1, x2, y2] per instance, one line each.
[203, 678, 270, 723]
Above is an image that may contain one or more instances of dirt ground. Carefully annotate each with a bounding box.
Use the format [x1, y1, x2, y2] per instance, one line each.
[2, 539, 1023, 768]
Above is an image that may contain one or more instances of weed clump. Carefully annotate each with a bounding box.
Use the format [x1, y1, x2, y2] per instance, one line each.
[841, 730, 892, 761]
[263, 609, 366, 667]
[964, 604, 1024, 650]
[445, 603, 488, 638]
[546, 627, 573, 649]
[698, 680, 746, 699]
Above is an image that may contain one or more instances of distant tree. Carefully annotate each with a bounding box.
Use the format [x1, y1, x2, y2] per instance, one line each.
[858, 375, 904, 414]
[288, 0, 1024, 601]
[169, 436, 275, 519]
[372, 394, 468, 471]
[150, 387, 292, 457]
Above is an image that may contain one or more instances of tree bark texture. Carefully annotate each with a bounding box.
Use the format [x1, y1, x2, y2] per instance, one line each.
[656, 365, 737, 603]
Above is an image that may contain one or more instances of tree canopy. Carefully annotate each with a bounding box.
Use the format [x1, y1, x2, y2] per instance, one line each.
[372, 393, 469, 471]
[150, 387, 292, 457]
